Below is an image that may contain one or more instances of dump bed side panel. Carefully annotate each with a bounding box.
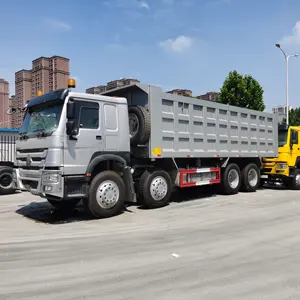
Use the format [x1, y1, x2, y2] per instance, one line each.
[149, 86, 278, 159]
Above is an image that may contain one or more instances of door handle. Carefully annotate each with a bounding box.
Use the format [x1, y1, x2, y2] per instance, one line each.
[96, 135, 102, 140]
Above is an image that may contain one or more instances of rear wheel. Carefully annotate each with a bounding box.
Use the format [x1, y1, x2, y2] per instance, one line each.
[138, 170, 172, 209]
[220, 163, 241, 195]
[84, 171, 125, 218]
[241, 163, 260, 192]
[0, 167, 15, 195]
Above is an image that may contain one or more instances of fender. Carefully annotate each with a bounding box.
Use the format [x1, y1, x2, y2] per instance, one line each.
[86, 153, 135, 203]
[86, 154, 127, 175]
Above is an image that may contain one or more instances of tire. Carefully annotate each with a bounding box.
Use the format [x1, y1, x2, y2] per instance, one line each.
[85, 171, 125, 219]
[220, 163, 241, 195]
[128, 106, 151, 146]
[0, 166, 15, 195]
[138, 170, 172, 209]
[241, 163, 260, 192]
[288, 169, 300, 190]
[47, 199, 80, 210]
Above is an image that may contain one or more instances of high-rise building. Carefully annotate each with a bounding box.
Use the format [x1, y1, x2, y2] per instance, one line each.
[0, 79, 11, 128]
[12, 56, 70, 128]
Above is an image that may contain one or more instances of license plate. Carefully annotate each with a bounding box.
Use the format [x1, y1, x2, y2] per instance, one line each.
[261, 175, 268, 179]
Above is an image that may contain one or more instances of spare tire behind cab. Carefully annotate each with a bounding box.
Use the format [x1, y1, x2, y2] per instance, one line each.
[128, 106, 150, 146]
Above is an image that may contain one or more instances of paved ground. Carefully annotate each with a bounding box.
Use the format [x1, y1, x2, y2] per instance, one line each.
[0, 186, 300, 299]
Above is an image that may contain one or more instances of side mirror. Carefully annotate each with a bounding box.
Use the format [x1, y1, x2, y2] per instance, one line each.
[66, 120, 77, 136]
[67, 101, 75, 119]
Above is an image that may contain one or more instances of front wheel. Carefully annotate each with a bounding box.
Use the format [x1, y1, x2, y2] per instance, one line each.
[84, 171, 125, 219]
[288, 169, 300, 190]
[138, 170, 173, 209]
[0, 167, 15, 195]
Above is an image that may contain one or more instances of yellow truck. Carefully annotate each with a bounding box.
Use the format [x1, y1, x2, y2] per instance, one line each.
[261, 124, 300, 189]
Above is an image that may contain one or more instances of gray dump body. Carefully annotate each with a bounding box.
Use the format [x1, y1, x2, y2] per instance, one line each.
[103, 84, 278, 159]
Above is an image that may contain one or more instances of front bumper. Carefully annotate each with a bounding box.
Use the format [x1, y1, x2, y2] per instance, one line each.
[13, 168, 64, 198]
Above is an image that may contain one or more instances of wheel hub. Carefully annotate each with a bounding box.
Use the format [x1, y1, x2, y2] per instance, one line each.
[150, 176, 168, 201]
[228, 169, 239, 189]
[96, 180, 119, 209]
[295, 173, 300, 185]
[248, 168, 258, 187]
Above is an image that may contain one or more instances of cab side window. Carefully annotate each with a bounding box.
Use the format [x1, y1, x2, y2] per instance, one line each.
[291, 130, 299, 145]
[73, 99, 99, 130]
[79, 107, 99, 129]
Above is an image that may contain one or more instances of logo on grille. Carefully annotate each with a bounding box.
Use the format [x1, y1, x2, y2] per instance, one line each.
[26, 155, 32, 166]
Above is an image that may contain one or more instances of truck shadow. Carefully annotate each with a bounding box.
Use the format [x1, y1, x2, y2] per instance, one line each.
[15, 201, 92, 224]
[15, 186, 219, 224]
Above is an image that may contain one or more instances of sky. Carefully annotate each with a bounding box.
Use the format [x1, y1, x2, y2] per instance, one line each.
[1, 0, 300, 112]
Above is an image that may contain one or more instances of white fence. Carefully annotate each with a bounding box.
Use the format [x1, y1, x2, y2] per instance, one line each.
[0, 130, 18, 164]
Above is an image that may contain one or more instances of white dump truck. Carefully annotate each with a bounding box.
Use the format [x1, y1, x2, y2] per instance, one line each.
[13, 80, 278, 218]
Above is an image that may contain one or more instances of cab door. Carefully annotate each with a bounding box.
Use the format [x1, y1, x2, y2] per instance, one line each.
[290, 129, 300, 166]
[64, 98, 103, 176]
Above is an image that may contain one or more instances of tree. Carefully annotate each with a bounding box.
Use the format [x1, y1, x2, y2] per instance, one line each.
[217, 70, 265, 111]
[282, 108, 300, 126]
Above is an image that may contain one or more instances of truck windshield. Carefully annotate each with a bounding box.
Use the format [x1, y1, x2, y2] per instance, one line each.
[278, 130, 288, 147]
[19, 101, 63, 136]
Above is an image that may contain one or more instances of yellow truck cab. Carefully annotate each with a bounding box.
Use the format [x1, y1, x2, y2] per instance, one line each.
[261, 124, 300, 189]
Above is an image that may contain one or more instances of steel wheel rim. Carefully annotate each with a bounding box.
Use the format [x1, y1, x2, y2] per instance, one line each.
[0, 172, 12, 188]
[228, 169, 239, 189]
[150, 176, 168, 201]
[248, 168, 258, 187]
[296, 173, 300, 185]
[129, 113, 139, 138]
[96, 180, 120, 209]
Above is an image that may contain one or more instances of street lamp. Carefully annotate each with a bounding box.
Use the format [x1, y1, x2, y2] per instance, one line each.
[275, 43, 299, 125]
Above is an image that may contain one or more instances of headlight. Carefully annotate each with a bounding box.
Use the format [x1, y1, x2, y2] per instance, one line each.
[42, 173, 60, 183]
[276, 163, 288, 169]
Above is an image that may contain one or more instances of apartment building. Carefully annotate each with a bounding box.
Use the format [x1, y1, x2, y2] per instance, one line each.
[0, 79, 11, 128]
[167, 89, 193, 97]
[272, 104, 291, 123]
[12, 56, 70, 128]
[197, 92, 219, 102]
[86, 78, 140, 94]
[106, 78, 140, 91]
[86, 85, 107, 94]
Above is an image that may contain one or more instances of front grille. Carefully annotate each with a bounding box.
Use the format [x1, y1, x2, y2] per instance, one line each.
[19, 166, 41, 170]
[16, 148, 48, 169]
[22, 180, 38, 189]
[17, 148, 47, 153]
[263, 168, 272, 173]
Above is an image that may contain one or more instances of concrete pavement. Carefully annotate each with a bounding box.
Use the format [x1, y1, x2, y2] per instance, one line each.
[1, 187, 300, 299]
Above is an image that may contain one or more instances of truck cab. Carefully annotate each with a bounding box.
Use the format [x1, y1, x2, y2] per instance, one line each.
[13, 82, 135, 218]
[261, 124, 300, 189]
